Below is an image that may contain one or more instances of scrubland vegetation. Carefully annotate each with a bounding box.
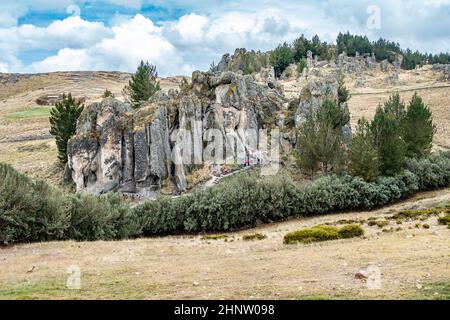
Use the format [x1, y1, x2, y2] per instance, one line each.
[2, 149, 450, 244]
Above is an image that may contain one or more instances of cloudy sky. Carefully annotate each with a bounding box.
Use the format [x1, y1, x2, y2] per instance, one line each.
[0, 0, 449, 76]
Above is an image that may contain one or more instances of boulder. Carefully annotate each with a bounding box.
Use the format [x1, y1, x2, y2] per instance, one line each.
[381, 59, 390, 72]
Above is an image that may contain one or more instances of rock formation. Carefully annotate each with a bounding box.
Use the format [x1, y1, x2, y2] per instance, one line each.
[432, 64, 450, 81]
[293, 66, 352, 143]
[338, 51, 379, 74]
[68, 50, 363, 197]
[68, 70, 287, 196]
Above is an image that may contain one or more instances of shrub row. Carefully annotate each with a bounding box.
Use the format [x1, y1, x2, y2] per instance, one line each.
[0, 163, 141, 244]
[135, 152, 450, 235]
[1, 152, 450, 244]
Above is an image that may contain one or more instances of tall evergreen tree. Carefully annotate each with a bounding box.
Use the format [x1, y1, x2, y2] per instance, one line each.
[403, 93, 436, 157]
[371, 97, 406, 176]
[349, 118, 380, 182]
[338, 72, 350, 105]
[297, 99, 348, 177]
[123, 61, 160, 109]
[383, 93, 406, 123]
[314, 99, 347, 175]
[292, 35, 309, 62]
[49, 93, 84, 164]
[296, 109, 319, 179]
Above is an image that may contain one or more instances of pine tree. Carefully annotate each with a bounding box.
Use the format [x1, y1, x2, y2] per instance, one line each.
[338, 72, 350, 105]
[102, 89, 114, 98]
[371, 103, 406, 176]
[292, 35, 308, 62]
[49, 93, 84, 164]
[123, 61, 160, 109]
[296, 99, 348, 177]
[403, 93, 436, 157]
[297, 58, 307, 76]
[314, 99, 347, 175]
[349, 118, 380, 182]
[383, 93, 406, 124]
[270, 42, 293, 78]
[296, 108, 319, 178]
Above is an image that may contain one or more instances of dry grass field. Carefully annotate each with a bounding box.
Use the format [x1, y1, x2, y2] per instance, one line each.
[0, 188, 449, 300]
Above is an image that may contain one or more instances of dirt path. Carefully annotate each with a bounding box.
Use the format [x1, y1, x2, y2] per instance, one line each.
[350, 83, 450, 96]
[0, 188, 449, 300]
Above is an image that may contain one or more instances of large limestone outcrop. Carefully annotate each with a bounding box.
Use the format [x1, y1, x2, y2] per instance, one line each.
[68, 71, 287, 196]
[67, 99, 134, 195]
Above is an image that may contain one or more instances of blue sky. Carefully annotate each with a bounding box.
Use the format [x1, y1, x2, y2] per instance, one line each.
[0, 0, 449, 75]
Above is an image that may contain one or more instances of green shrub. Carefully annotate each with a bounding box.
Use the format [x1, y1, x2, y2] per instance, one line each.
[284, 224, 364, 244]
[391, 208, 445, 221]
[337, 224, 364, 239]
[201, 234, 228, 241]
[283, 225, 339, 244]
[135, 173, 301, 235]
[335, 219, 365, 225]
[142, 152, 450, 236]
[242, 233, 267, 241]
[102, 89, 114, 98]
[0, 163, 68, 244]
[297, 58, 307, 75]
[64, 192, 140, 241]
[438, 215, 450, 226]
[376, 220, 389, 228]
[406, 153, 450, 190]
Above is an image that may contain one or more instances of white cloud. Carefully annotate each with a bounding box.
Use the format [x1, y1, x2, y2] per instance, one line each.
[0, 0, 448, 76]
[29, 15, 190, 75]
[173, 13, 209, 43]
[0, 61, 9, 73]
[19, 16, 111, 49]
[30, 48, 91, 72]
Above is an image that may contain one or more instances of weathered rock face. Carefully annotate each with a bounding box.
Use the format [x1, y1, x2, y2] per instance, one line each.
[338, 51, 378, 73]
[68, 71, 287, 196]
[294, 66, 352, 143]
[212, 48, 271, 76]
[67, 98, 134, 194]
[380, 59, 390, 73]
[294, 67, 340, 127]
[433, 64, 450, 81]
